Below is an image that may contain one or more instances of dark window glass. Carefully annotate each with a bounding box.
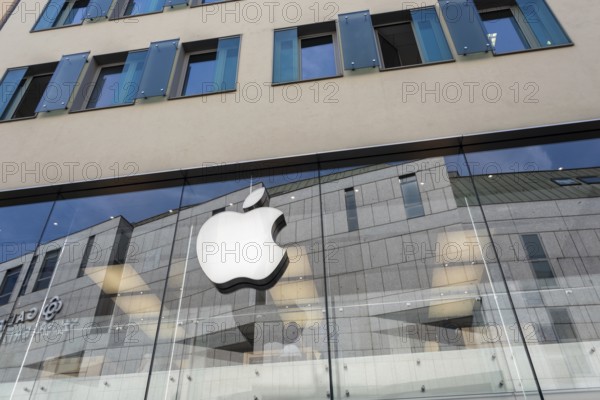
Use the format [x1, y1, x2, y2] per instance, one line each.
[344, 188, 359, 232]
[521, 234, 546, 259]
[552, 178, 580, 186]
[0, 266, 22, 306]
[87, 65, 124, 109]
[212, 207, 226, 216]
[578, 176, 600, 184]
[549, 308, 578, 343]
[33, 249, 61, 292]
[376, 23, 422, 68]
[6, 75, 53, 119]
[183, 52, 218, 96]
[300, 35, 337, 80]
[124, 0, 162, 16]
[481, 10, 530, 54]
[77, 236, 95, 278]
[63, 0, 89, 26]
[400, 175, 425, 218]
[18, 255, 37, 296]
[531, 260, 557, 287]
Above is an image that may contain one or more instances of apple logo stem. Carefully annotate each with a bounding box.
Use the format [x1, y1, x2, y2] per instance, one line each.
[196, 187, 289, 293]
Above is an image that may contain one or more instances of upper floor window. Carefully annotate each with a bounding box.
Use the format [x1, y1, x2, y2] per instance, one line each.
[0, 63, 57, 121]
[273, 22, 341, 84]
[33, 0, 91, 31]
[439, 0, 571, 55]
[124, 0, 163, 16]
[33, 249, 61, 292]
[400, 174, 425, 219]
[0, 266, 22, 306]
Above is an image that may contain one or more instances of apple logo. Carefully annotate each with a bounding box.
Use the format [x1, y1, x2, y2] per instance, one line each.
[196, 187, 289, 293]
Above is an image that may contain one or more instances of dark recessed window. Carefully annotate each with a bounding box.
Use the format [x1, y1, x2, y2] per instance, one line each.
[552, 178, 580, 186]
[376, 23, 422, 68]
[549, 308, 578, 343]
[1, 74, 53, 120]
[212, 207, 226, 215]
[0, 266, 22, 306]
[481, 9, 530, 54]
[33, 249, 61, 292]
[578, 176, 600, 184]
[521, 234, 557, 288]
[87, 65, 125, 109]
[300, 35, 337, 80]
[54, 0, 89, 27]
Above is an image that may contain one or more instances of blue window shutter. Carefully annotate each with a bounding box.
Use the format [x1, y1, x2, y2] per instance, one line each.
[338, 10, 380, 70]
[136, 39, 179, 99]
[116, 50, 148, 105]
[515, 0, 571, 47]
[85, 0, 113, 19]
[214, 36, 241, 92]
[0, 68, 27, 119]
[165, 0, 187, 6]
[33, 0, 67, 31]
[438, 0, 490, 55]
[273, 28, 298, 84]
[35, 52, 89, 113]
[411, 7, 453, 63]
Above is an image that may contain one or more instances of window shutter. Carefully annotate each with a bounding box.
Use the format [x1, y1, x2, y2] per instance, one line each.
[0, 68, 27, 119]
[85, 0, 114, 19]
[515, 0, 571, 47]
[33, 0, 67, 31]
[35, 52, 89, 113]
[273, 29, 299, 84]
[438, 0, 490, 55]
[338, 10, 380, 70]
[214, 36, 241, 92]
[411, 7, 453, 63]
[136, 39, 179, 99]
[116, 50, 148, 105]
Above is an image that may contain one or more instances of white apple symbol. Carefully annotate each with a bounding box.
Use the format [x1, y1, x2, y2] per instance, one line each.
[196, 187, 289, 293]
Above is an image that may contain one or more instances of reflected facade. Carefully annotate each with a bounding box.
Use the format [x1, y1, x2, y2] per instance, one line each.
[1, 138, 599, 399]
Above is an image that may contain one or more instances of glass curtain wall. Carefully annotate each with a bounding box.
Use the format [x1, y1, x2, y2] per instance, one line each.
[0, 137, 599, 399]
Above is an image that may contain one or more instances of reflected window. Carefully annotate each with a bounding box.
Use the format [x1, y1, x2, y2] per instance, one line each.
[549, 308, 578, 343]
[344, 187, 359, 231]
[77, 235, 95, 278]
[578, 176, 600, 184]
[521, 234, 557, 288]
[33, 249, 61, 292]
[18, 255, 37, 296]
[0, 266, 22, 305]
[552, 177, 580, 186]
[400, 174, 425, 218]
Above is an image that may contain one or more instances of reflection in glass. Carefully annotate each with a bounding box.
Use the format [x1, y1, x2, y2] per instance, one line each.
[182, 52, 218, 96]
[301, 35, 337, 80]
[482, 10, 530, 54]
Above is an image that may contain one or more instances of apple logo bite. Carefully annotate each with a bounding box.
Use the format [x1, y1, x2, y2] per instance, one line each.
[196, 187, 289, 293]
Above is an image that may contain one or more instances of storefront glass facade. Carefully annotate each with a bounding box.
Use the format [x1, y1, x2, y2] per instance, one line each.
[1, 137, 599, 399]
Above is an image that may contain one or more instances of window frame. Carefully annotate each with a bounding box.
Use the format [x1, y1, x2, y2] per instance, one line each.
[272, 23, 343, 86]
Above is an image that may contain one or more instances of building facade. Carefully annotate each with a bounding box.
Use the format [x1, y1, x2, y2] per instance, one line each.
[0, 0, 599, 399]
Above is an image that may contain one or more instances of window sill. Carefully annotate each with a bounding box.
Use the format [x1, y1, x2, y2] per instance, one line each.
[271, 74, 343, 87]
[379, 59, 455, 72]
[491, 42, 574, 57]
[0, 115, 37, 124]
[169, 88, 236, 101]
[30, 21, 84, 33]
[69, 102, 135, 114]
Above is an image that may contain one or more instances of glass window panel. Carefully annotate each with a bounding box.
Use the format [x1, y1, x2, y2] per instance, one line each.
[124, 0, 163, 16]
[411, 7, 453, 63]
[33, 0, 67, 30]
[10, 74, 52, 119]
[62, 0, 89, 25]
[182, 52, 217, 96]
[482, 10, 530, 54]
[578, 176, 600, 184]
[338, 10, 380, 70]
[33, 248, 60, 291]
[214, 36, 240, 92]
[521, 234, 546, 259]
[0, 67, 27, 119]
[438, 0, 490, 55]
[136, 39, 178, 99]
[18, 255, 37, 296]
[515, 0, 571, 47]
[400, 174, 425, 218]
[85, 0, 113, 19]
[376, 23, 422, 68]
[36, 52, 89, 113]
[86, 65, 124, 109]
[273, 28, 299, 83]
[300, 35, 337, 80]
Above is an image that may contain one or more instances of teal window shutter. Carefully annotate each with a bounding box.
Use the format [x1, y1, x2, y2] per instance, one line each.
[86, 0, 114, 19]
[0, 68, 27, 119]
[35, 52, 89, 112]
[438, 0, 490, 55]
[136, 39, 179, 99]
[411, 7, 453, 63]
[338, 10, 380, 70]
[33, 0, 67, 31]
[273, 28, 299, 83]
[515, 0, 571, 47]
[214, 36, 241, 92]
[116, 50, 148, 104]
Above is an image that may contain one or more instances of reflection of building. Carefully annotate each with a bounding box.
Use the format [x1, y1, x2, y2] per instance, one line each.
[1, 159, 599, 398]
